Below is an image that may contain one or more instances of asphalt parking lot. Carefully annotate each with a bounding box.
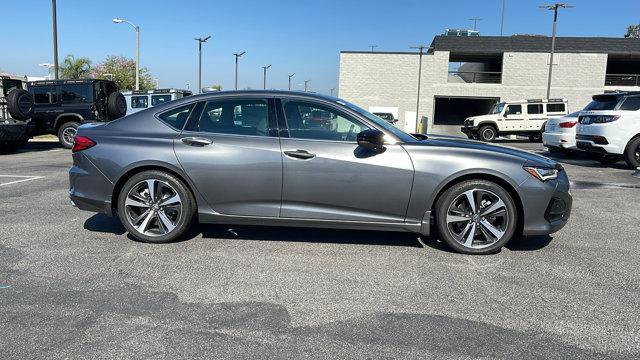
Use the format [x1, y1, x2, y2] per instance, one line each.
[1, 139, 639, 359]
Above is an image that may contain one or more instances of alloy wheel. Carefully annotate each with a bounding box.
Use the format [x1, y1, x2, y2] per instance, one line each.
[446, 188, 509, 249]
[62, 127, 77, 146]
[124, 179, 183, 237]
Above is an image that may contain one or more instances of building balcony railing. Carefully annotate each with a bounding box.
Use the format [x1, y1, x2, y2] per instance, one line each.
[447, 71, 502, 84]
[605, 74, 640, 87]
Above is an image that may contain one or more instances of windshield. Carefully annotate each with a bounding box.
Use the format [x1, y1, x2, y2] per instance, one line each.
[490, 102, 505, 114]
[584, 96, 621, 111]
[339, 100, 417, 142]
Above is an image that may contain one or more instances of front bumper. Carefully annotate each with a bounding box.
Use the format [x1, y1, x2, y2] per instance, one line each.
[460, 125, 478, 134]
[519, 169, 572, 236]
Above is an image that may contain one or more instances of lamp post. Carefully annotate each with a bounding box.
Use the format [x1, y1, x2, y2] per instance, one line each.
[195, 36, 211, 94]
[288, 73, 295, 90]
[113, 18, 140, 90]
[500, 0, 506, 36]
[262, 64, 272, 89]
[410, 45, 428, 131]
[469, 17, 482, 31]
[369, 45, 378, 52]
[233, 51, 245, 90]
[51, 0, 59, 79]
[304, 80, 310, 92]
[540, 3, 573, 99]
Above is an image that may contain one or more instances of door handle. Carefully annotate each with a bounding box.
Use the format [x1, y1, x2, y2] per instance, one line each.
[181, 137, 213, 146]
[284, 149, 315, 160]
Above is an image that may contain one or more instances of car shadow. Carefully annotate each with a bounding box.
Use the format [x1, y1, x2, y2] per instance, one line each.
[7, 140, 64, 154]
[83, 213, 126, 235]
[505, 235, 553, 251]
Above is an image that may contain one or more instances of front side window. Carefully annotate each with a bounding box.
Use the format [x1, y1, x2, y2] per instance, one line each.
[283, 100, 368, 141]
[491, 102, 505, 114]
[60, 84, 92, 104]
[527, 104, 543, 115]
[151, 94, 172, 106]
[32, 86, 57, 104]
[546, 103, 566, 113]
[505, 105, 522, 115]
[197, 99, 268, 136]
[131, 96, 148, 109]
[158, 103, 195, 130]
[620, 96, 640, 111]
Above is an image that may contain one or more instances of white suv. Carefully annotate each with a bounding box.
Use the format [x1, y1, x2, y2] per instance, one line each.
[576, 92, 640, 169]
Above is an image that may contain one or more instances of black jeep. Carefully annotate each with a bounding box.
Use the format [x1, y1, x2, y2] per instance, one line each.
[28, 79, 126, 148]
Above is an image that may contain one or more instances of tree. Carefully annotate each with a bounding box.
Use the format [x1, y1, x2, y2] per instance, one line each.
[210, 84, 222, 91]
[90, 56, 155, 91]
[60, 55, 92, 79]
[625, 24, 640, 38]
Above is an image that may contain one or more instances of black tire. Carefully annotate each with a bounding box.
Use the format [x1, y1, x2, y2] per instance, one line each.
[478, 125, 497, 142]
[117, 170, 196, 243]
[528, 133, 542, 142]
[436, 180, 518, 255]
[57, 122, 80, 149]
[6, 89, 34, 120]
[107, 92, 127, 118]
[623, 136, 640, 170]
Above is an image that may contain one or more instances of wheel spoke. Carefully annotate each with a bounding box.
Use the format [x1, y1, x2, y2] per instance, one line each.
[135, 210, 155, 233]
[126, 196, 150, 208]
[131, 209, 151, 224]
[157, 210, 176, 233]
[481, 198, 505, 217]
[462, 190, 476, 213]
[480, 219, 505, 240]
[146, 179, 156, 202]
[159, 194, 181, 207]
[463, 223, 477, 247]
[447, 214, 469, 223]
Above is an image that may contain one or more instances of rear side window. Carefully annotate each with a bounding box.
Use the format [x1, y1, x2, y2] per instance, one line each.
[60, 84, 92, 104]
[619, 96, 640, 111]
[527, 104, 543, 115]
[546, 103, 565, 113]
[32, 86, 58, 104]
[584, 96, 620, 111]
[197, 99, 268, 136]
[131, 96, 148, 108]
[152, 94, 172, 106]
[158, 103, 195, 130]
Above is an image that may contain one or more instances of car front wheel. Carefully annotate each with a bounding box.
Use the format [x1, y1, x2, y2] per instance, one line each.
[478, 125, 497, 142]
[117, 170, 196, 243]
[435, 180, 517, 254]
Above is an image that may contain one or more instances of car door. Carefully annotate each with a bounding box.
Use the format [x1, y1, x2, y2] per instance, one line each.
[503, 104, 524, 130]
[173, 97, 282, 217]
[31, 85, 61, 134]
[277, 98, 414, 223]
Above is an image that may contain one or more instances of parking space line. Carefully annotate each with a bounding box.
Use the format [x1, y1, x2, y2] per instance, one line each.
[0, 175, 45, 187]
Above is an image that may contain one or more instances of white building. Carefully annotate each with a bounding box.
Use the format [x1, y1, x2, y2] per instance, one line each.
[339, 35, 640, 135]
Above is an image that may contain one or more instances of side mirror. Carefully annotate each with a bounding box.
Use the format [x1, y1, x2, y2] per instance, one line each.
[357, 129, 385, 152]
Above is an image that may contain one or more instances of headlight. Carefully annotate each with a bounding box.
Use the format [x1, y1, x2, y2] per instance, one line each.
[524, 166, 558, 181]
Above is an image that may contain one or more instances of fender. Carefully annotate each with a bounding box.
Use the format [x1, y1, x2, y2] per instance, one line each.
[54, 113, 84, 130]
[475, 121, 499, 131]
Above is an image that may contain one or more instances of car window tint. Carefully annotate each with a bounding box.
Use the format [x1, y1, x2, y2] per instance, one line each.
[584, 96, 621, 111]
[131, 96, 148, 108]
[546, 103, 565, 113]
[32, 86, 57, 104]
[527, 104, 543, 115]
[60, 84, 92, 104]
[152, 95, 172, 106]
[505, 105, 522, 115]
[620, 96, 640, 111]
[197, 99, 268, 136]
[158, 103, 195, 130]
[283, 100, 368, 141]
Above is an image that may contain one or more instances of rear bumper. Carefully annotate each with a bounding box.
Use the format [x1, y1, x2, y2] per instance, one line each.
[542, 131, 577, 150]
[519, 170, 572, 236]
[68, 152, 115, 216]
[575, 136, 620, 155]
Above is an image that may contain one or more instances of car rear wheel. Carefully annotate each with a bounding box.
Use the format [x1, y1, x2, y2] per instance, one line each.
[117, 170, 196, 243]
[478, 125, 497, 142]
[623, 136, 640, 169]
[57, 122, 80, 149]
[436, 180, 517, 254]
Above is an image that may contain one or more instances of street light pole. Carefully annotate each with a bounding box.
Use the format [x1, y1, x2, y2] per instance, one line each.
[500, 0, 506, 36]
[233, 51, 245, 90]
[51, 0, 59, 79]
[541, 3, 573, 99]
[262, 64, 272, 89]
[410, 45, 428, 132]
[369, 45, 378, 52]
[195, 36, 211, 94]
[288, 73, 295, 90]
[304, 80, 310, 92]
[469, 17, 482, 31]
[113, 18, 140, 90]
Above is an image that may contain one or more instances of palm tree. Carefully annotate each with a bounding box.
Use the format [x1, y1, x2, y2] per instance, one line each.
[60, 55, 92, 79]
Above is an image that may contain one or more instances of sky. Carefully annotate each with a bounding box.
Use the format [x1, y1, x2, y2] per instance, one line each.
[2, 0, 639, 94]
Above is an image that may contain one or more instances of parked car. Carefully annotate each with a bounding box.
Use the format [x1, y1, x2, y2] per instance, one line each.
[373, 112, 398, 124]
[0, 74, 34, 152]
[542, 111, 581, 153]
[462, 99, 568, 142]
[69, 91, 571, 255]
[27, 79, 126, 148]
[576, 92, 640, 168]
[123, 88, 192, 115]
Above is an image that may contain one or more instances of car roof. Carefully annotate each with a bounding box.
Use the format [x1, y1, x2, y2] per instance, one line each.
[593, 91, 640, 98]
[173, 90, 339, 102]
[27, 79, 113, 86]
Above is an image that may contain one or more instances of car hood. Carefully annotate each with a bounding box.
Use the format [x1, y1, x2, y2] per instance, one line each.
[408, 135, 558, 168]
[467, 114, 498, 122]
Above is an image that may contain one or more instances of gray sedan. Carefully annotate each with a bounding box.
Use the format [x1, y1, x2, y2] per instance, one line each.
[69, 91, 571, 254]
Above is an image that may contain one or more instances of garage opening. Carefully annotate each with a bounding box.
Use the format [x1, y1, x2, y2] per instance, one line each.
[433, 96, 500, 126]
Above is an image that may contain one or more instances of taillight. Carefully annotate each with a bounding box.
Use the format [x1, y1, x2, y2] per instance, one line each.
[559, 120, 578, 128]
[72, 136, 96, 152]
